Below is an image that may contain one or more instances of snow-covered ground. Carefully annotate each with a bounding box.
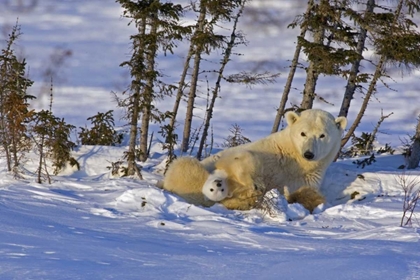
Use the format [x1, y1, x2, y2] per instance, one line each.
[1, 1, 420, 279]
[0, 144, 419, 279]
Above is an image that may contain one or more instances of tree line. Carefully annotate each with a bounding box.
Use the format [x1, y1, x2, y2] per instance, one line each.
[115, 0, 420, 175]
[1, 0, 420, 182]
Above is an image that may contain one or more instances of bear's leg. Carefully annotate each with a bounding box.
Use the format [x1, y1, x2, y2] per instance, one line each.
[214, 150, 266, 210]
[284, 186, 325, 213]
[220, 183, 264, 210]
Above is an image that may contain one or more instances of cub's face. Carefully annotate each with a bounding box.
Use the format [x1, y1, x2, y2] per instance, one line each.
[202, 170, 229, 202]
[286, 109, 347, 161]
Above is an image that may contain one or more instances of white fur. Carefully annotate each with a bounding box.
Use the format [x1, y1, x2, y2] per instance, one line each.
[162, 157, 217, 207]
[202, 170, 229, 202]
[201, 109, 347, 195]
[162, 109, 347, 211]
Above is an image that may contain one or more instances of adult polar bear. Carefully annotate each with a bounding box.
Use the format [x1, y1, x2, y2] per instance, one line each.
[163, 109, 347, 211]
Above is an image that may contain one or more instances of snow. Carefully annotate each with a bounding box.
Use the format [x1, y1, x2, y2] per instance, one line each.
[1, 144, 419, 279]
[1, 1, 420, 279]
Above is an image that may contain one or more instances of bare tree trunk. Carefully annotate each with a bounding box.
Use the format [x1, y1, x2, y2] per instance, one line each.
[181, 51, 202, 153]
[300, 24, 324, 110]
[340, 0, 404, 149]
[339, 0, 375, 118]
[407, 116, 420, 169]
[139, 17, 158, 163]
[43, 153, 51, 184]
[37, 135, 45, 184]
[126, 81, 144, 178]
[139, 109, 150, 162]
[0, 32, 15, 172]
[3, 140, 11, 172]
[11, 127, 18, 168]
[271, 0, 313, 133]
[0, 106, 11, 171]
[181, 4, 207, 153]
[365, 110, 393, 152]
[196, 1, 246, 160]
[127, 91, 142, 178]
[126, 16, 146, 178]
[169, 47, 194, 130]
[163, 47, 194, 163]
[340, 57, 385, 148]
[0, 105, 11, 171]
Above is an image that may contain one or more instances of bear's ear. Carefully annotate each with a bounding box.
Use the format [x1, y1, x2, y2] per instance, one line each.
[335, 116, 347, 130]
[285, 111, 300, 125]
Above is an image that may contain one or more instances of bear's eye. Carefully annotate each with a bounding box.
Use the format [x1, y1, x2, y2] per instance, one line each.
[301, 132, 306, 137]
[320, 134, 325, 138]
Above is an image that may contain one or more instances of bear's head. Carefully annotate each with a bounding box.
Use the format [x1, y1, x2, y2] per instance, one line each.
[285, 109, 347, 162]
[202, 169, 230, 202]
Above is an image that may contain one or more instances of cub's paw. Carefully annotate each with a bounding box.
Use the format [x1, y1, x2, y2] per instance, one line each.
[202, 169, 229, 202]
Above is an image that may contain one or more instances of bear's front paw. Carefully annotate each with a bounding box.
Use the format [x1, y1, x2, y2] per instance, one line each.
[221, 191, 263, 210]
[284, 186, 325, 213]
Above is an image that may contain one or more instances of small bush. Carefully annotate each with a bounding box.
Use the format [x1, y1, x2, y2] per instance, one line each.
[377, 143, 395, 155]
[396, 173, 420, 227]
[69, 157, 80, 170]
[79, 110, 123, 146]
[341, 132, 394, 158]
[107, 160, 128, 177]
[353, 154, 376, 168]
[222, 124, 251, 148]
[32, 110, 76, 176]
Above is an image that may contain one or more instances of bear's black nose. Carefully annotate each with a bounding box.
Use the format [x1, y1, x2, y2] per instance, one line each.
[304, 151, 314, 160]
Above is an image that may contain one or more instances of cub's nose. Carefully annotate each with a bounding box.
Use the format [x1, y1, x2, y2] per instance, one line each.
[304, 151, 314, 160]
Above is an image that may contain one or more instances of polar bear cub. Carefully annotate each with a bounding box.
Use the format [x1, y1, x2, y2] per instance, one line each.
[161, 150, 263, 209]
[161, 156, 229, 207]
[202, 169, 230, 202]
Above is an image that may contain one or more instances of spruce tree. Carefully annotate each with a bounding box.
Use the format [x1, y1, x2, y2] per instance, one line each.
[338, 0, 375, 118]
[340, 0, 420, 148]
[0, 23, 35, 173]
[31, 110, 76, 179]
[195, 0, 247, 159]
[79, 110, 123, 146]
[271, 0, 314, 133]
[117, 0, 188, 176]
[298, 0, 360, 110]
[179, 0, 246, 154]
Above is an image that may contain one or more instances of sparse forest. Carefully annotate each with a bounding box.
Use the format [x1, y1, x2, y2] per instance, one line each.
[113, 0, 420, 173]
[1, 0, 420, 180]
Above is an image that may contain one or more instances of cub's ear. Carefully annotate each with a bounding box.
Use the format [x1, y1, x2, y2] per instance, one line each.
[335, 116, 347, 130]
[285, 111, 300, 125]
